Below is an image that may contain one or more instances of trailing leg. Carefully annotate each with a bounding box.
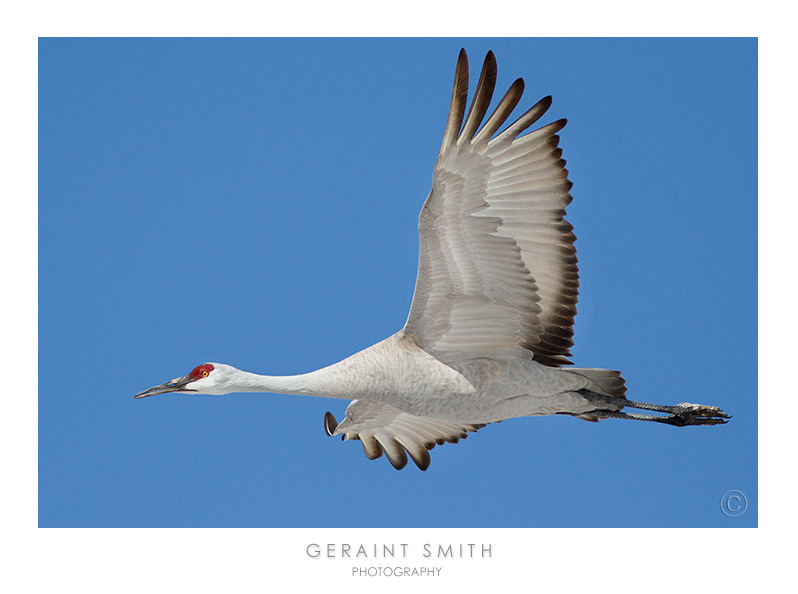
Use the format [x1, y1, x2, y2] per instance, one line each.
[578, 390, 730, 426]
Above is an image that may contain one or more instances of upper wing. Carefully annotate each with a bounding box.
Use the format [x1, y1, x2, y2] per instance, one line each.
[324, 401, 484, 471]
[403, 50, 578, 367]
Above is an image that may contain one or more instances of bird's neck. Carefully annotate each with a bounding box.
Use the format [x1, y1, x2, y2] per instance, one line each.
[229, 367, 349, 399]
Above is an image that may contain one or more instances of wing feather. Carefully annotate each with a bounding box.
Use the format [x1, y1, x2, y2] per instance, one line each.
[458, 51, 497, 143]
[440, 49, 469, 154]
[472, 78, 525, 145]
[404, 51, 578, 367]
[325, 401, 484, 471]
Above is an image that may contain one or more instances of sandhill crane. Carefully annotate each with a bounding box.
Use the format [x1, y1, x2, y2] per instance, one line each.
[134, 50, 729, 470]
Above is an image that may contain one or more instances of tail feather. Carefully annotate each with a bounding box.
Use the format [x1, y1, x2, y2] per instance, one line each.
[566, 367, 627, 398]
[564, 368, 627, 422]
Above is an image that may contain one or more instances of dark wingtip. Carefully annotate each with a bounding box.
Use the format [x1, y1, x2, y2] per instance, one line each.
[388, 454, 409, 471]
[411, 450, 431, 471]
[323, 411, 338, 436]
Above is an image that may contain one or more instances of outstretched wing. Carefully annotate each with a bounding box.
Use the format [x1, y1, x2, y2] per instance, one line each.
[403, 50, 578, 367]
[324, 401, 484, 471]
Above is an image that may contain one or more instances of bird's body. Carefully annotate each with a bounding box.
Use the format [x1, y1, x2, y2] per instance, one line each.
[135, 50, 728, 470]
[208, 334, 613, 422]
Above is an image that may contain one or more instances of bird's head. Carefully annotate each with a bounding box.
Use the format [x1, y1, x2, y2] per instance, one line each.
[133, 363, 237, 398]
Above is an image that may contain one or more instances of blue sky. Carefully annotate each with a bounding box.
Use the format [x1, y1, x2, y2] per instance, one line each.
[39, 37, 757, 528]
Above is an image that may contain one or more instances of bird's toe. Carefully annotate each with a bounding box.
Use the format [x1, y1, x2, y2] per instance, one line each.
[672, 402, 730, 426]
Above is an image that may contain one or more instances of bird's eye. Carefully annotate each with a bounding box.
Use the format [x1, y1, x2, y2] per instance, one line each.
[201, 370, 209, 377]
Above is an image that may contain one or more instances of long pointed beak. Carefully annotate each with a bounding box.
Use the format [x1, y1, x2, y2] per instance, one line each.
[133, 375, 194, 399]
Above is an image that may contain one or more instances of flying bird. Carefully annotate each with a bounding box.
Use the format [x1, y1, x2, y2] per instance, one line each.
[134, 50, 729, 470]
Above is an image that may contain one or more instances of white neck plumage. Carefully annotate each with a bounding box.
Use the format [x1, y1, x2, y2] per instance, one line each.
[208, 364, 349, 400]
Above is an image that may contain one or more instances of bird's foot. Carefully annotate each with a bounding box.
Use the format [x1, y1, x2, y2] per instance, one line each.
[665, 402, 730, 426]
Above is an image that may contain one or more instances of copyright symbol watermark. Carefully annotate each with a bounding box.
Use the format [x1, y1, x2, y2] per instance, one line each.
[720, 490, 748, 517]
